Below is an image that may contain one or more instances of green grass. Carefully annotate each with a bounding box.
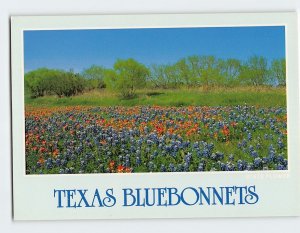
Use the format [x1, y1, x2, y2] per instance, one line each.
[25, 86, 286, 108]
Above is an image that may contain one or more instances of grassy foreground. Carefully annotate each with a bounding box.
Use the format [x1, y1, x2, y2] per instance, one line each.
[25, 86, 286, 108]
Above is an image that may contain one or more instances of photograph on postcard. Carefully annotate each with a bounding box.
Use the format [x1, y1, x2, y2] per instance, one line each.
[23, 26, 287, 175]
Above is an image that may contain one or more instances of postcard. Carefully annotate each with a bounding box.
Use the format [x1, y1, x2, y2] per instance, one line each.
[11, 12, 300, 220]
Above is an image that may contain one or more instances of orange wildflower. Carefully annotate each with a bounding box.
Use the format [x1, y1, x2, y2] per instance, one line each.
[117, 165, 124, 173]
[222, 125, 230, 137]
[52, 149, 59, 158]
[125, 167, 132, 173]
[39, 147, 46, 153]
[38, 157, 45, 165]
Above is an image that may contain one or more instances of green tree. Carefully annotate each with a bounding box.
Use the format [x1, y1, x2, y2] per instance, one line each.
[25, 68, 64, 98]
[25, 68, 85, 98]
[51, 71, 85, 97]
[174, 58, 192, 87]
[81, 65, 106, 90]
[188, 55, 223, 88]
[148, 64, 170, 89]
[187, 55, 202, 86]
[164, 64, 181, 88]
[103, 69, 118, 90]
[270, 58, 286, 86]
[218, 58, 241, 86]
[105, 58, 149, 98]
[239, 56, 269, 86]
[150, 62, 191, 89]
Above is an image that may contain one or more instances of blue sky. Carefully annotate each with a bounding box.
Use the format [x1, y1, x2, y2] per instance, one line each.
[24, 26, 285, 73]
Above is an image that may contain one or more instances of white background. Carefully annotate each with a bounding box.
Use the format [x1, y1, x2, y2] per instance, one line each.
[1, 0, 300, 232]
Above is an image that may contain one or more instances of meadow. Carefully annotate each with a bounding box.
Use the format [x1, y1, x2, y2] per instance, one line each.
[25, 87, 287, 174]
[25, 86, 286, 108]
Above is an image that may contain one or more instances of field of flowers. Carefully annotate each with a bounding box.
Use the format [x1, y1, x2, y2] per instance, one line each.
[25, 105, 287, 174]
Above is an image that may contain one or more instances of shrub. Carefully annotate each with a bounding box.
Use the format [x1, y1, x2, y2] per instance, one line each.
[104, 58, 149, 99]
[25, 68, 85, 98]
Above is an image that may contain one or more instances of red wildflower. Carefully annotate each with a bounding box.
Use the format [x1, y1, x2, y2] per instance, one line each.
[39, 147, 46, 153]
[222, 125, 230, 137]
[38, 157, 45, 165]
[53, 149, 59, 158]
[125, 167, 132, 173]
[117, 165, 124, 173]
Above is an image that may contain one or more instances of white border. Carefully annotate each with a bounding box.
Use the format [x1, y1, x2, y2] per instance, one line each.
[11, 12, 300, 220]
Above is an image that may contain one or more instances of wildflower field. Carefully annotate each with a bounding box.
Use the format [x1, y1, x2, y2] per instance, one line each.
[25, 91, 287, 174]
[24, 26, 288, 174]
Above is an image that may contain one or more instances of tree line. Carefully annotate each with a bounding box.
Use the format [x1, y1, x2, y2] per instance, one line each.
[25, 55, 286, 99]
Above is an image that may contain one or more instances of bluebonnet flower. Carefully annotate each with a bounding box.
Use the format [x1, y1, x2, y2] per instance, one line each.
[247, 133, 252, 141]
[198, 163, 204, 171]
[277, 164, 285, 170]
[241, 139, 247, 148]
[277, 139, 284, 149]
[159, 164, 165, 172]
[169, 163, 175, 172]
[250, 150, 258, 158]
[215, 151, 224, 160]
[237, 160, 245, 171]
[253, 157, 262, 168]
